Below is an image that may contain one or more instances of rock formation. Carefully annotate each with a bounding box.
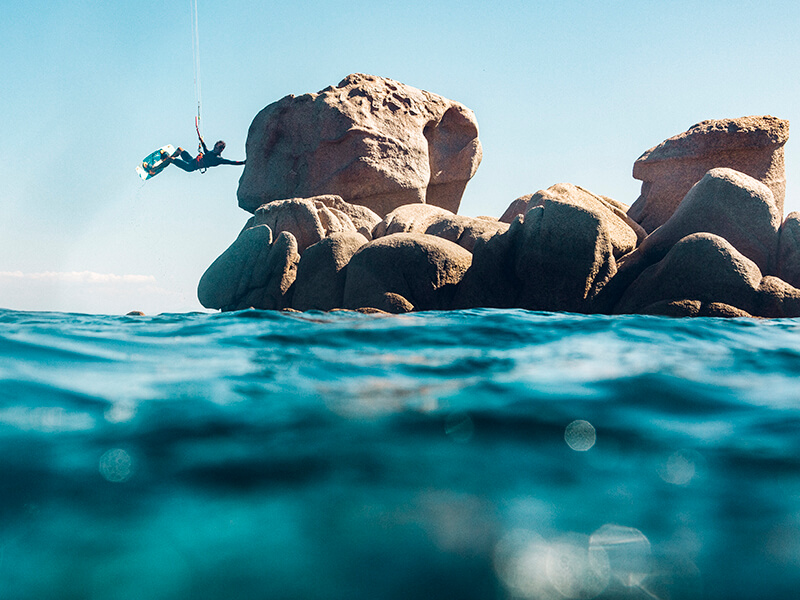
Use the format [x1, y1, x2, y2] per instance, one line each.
[237, 73, 482, 217]
[615, 233, 800, 318]
[342, 234, 472, 313]
[292, 231, 368, 311]
[454, 185, 631, 313]
[372, 204, 508, 252]
[628, 116, 788, 232]
[198, 81, 798, 319]
[198, 225, 299, 311]
[776, 213, 800, 288]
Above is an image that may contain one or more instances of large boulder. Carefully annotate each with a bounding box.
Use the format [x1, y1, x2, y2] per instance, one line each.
[628, 116, 789, 232]
[594, 168, 782, 313]
[454, 189, 623, 313]
[372, 204, 454, 238]
[198, 226, 300, 311]
[342, 233, 472, 312]
[292, 231, 369, 311]
[614, 233, 800, 318]
[372, 204, 508, 252]
[424, 214, 509, 252]
[245, 198, 357, 254]
[238, 73, 482, 216]
[526, 183, 642, 257]
[631, 168, 780, 272]
[776, 212, 800, 288]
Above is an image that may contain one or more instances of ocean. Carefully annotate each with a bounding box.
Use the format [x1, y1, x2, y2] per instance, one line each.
[1, 307, 799, 599]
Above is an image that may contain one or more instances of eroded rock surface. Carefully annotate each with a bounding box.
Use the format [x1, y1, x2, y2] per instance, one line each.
[238, 73, 482, 216]
[342, 233, 472, 313]
[245, 198, 357, 254]
[455, 189, 623, 313]
[628, 116, 788, 232]
[292, 231, 369, 311]
[198, 225, 299, 311]
[615, 233, 800, 318]
[373, 204, 508, 252]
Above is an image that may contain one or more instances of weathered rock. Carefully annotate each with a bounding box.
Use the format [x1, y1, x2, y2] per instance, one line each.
[638, 300, 753, 318]
[245, 198, 357, 254]
[292, 231, 369, 311]
[311, 195, 381, 240]
[615, 233, 800, 318]
[424, 214, 509, 252]
[342, 233, 472, 312]
[594, 168, 782, 313]
[634, 168, 779, 271]
[526, 183, 641, 258]
[455, 192, 621, 313]
[776, 212, 800, 288]
[499, 194, 534, 223]
[198, 226, 300, 311]
[629, 116, 789, 232]
[238, 73, 482, 216]
[514, 199, 618, 312]
[372, 204, 453, 238]
[372, 204, 508, 252]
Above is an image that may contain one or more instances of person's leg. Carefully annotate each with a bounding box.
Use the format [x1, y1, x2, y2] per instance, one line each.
[170, 157, 197, 172]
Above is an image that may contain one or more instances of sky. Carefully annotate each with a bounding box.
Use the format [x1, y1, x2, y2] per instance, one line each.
[1, 0, 799, 314]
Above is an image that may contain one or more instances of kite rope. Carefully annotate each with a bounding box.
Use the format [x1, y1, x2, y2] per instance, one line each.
[190, 0, 202, 144]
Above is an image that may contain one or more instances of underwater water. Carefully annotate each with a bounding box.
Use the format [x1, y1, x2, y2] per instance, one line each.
[1, 307, 800, 599]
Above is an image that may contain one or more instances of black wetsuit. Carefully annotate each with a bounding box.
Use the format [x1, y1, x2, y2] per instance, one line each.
[171, 143, 245, 172]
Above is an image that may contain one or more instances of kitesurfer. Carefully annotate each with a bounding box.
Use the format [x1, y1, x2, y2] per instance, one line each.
[169, 139, 245, 172]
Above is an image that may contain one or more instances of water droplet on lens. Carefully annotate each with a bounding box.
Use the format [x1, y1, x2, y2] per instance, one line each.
[546, 534, 610, 599]
[589, 524, 651, 586]
[660, 449, 701, 485]
[99, 448, 133, 483]
[494, 530, 557, 599]
[565, 420, 596, 451]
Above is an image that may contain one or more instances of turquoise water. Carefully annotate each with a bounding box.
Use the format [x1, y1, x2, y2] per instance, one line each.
[1, 308, 800, 599]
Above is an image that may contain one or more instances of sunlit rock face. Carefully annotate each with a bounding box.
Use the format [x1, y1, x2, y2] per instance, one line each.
[237, 74, 482, 217]
[628, 116, 788, 232]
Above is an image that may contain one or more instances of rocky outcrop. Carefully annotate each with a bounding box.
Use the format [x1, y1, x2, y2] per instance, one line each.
[526, 184, 642, 257]
[244, 197, 357, 254]
[640, 168, 780, 271]
[198, 225, 299, 311]
[455, 188, 623, 313]
[372, 204, 508, 252]
[637, 300, 753, 318]
[342, 234, 472, 313]
[594, 168, 782, 312]
[237, 73, 482, 216]
[311, 195, 381, 240]
[372, 204, 454, 238]
[615, 233, 800, 318]
[628, 116, 789, 232]
[197, 88, 797, 319]
[424, 214, 508, 252]
[292, 231, 368, 311]
[499, 194, 534, 223]
[776, 213, 800, 288]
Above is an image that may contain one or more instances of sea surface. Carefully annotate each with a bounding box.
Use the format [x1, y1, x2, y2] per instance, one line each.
[1, 308, 800, 599]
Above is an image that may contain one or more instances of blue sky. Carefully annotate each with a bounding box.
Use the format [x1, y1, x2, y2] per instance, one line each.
[1, 0, 798, 314]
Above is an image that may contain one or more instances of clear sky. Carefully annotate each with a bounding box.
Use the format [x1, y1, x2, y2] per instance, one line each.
[1, 0, 798, 314]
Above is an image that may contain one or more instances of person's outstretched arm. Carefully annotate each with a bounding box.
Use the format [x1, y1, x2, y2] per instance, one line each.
[199, 137, 210, 154]
[218, 158, 246, 165]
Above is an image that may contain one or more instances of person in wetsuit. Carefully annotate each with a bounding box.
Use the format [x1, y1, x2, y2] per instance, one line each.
[169, 139, 245, 172]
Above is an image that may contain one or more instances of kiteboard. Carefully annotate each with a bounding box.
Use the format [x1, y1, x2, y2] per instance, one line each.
[136, 145, 176, 180]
